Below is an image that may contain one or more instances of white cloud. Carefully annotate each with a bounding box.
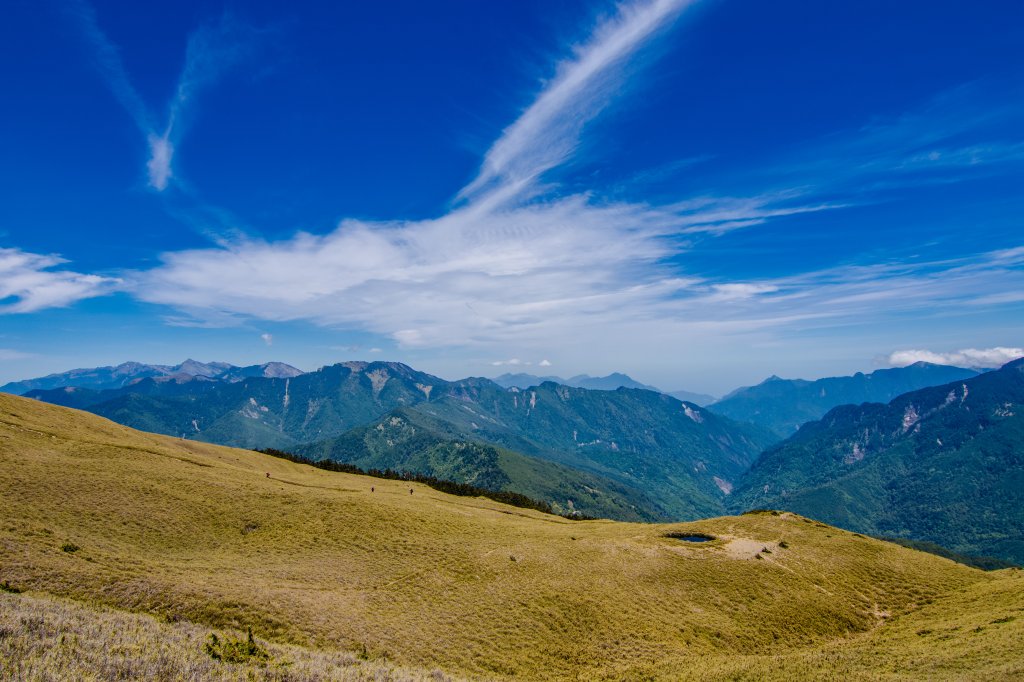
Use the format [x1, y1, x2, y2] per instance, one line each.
[0, 348, 34, 361]
[539, 359, 552, 367]
[0, 248, 119, 313]
[888, 347, 1023, 369]
[260, 333, 273, 346]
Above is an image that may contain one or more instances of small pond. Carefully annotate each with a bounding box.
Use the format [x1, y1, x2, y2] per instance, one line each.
[665, 533, 715, 543]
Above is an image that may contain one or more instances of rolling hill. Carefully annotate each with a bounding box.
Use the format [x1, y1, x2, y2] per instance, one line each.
[1, 393, 1022, 680]
[297, 406, 663, 521]
[708, 362, 980, 438]
[731, 358, 1024, 564]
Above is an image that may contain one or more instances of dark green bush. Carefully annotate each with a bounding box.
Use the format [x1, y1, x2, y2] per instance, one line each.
[204, 628, 269, 665]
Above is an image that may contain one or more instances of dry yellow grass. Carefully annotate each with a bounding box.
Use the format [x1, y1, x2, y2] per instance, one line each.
[1, 393, 1022, 680]
[1, 590, 454, 681]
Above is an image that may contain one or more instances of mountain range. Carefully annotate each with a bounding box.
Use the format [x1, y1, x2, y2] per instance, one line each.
[732, 358, 1024, 564]
[707, 362, 980, 438]
[0, 359, 303, 394]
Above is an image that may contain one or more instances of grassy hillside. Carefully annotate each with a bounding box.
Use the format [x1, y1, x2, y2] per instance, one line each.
[732, 358, 1024, 564]
[299, 407, 663, 521]
[2, 393, 1022, 680]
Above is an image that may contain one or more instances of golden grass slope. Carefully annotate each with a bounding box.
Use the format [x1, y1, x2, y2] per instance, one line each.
[1, 392, 1022, 680]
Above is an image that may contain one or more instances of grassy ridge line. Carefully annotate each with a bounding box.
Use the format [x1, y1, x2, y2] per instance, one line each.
[255, 447, 595, 520]
[1, 393, 1020, 680]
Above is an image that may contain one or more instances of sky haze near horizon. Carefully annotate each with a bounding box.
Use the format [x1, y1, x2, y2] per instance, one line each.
[1, 0, 1022, 394]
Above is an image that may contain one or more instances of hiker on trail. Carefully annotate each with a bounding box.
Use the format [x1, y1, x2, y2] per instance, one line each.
[409, 488, 414, 495]
[266, 472, 270, 478]
[371, 486, 375, 493]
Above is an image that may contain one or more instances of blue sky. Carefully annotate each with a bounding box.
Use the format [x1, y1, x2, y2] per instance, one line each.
[1, 0, 1022, 394]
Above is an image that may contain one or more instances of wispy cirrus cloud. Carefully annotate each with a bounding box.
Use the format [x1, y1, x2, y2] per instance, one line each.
[132, 0, 711, 343]
[458, 0, 696, 205]
[127, 0, 849, 344]
[0, 248, 119, 313]
[22, 0, 1023, 375]
[122, 0, 1023, 360]
[67, 1, 262, 191]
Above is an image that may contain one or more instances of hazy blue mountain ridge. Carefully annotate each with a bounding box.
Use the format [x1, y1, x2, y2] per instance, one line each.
[2, 360, 302, 394]
[708, 362, 981, 438]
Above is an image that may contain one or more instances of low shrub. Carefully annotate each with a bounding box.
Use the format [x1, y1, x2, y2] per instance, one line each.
[204, 628, 269, 665]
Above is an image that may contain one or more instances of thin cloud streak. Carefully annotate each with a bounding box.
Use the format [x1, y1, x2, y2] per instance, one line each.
[458, 0, 696, 205]
[67, 2, 261, 191]
[66, 0, 152, 133]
